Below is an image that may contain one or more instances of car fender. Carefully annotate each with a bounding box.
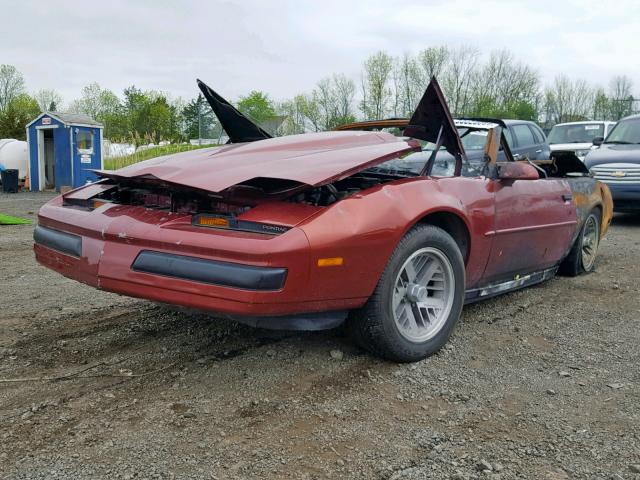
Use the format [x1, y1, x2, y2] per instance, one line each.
[298, 177, 493, 303]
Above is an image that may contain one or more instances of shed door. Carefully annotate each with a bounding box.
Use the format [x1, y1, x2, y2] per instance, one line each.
[72, 128, 101, 187]
[36, 125, 72, 191]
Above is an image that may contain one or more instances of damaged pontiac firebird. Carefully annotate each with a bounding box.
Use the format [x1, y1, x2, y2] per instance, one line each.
[34, 78, 613, 362]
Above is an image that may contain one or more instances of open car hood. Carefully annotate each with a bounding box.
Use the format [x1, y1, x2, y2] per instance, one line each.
[94, 77, 468, 195]
[197, 79, 272, 143]
[96, 131, 417, 194]
[404, 77, 466, 163]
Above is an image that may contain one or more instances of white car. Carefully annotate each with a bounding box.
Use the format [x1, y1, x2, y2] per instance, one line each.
[548, 121, 617, 161]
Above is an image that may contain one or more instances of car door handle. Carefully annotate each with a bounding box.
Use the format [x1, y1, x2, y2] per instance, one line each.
[562, 194, 573, 202]
[535, 149, 542, 153]
[513, 153, 521, 160]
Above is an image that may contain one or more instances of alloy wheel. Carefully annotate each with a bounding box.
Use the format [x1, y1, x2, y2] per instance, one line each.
[391, 247, 455, 343]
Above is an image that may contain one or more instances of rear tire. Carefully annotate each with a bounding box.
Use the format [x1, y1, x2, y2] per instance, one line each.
[347, 225, 465, 362]
[559, 209, 601, 276]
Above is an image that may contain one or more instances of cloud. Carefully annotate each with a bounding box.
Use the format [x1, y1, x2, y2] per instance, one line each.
[0, 0, 637, 106]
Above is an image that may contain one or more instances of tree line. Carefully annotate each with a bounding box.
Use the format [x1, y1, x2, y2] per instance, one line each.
[279, 48, 636, 134]
[0, 47, 636, 143]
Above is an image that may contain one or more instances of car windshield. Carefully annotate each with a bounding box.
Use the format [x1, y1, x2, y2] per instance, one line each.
[377, 126, 488, 152]
[366, 127, 484, 177]
[605, 118, 640, 144]
[547, 123, 604, 144]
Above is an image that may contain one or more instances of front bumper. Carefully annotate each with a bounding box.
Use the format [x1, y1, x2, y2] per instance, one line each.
[34, 199, 367, 318]
[131, 250, 287, 291]
[605, 183, 640, 211]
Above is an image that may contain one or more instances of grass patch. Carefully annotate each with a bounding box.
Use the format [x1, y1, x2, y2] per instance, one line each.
[104, 143, 217, 170]
[0, 214, 32, 225]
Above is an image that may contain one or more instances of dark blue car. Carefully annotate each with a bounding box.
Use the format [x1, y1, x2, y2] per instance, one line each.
[585, 114, 640, 212]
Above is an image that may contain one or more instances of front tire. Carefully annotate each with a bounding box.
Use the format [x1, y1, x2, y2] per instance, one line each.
[347, 225, 465, 362]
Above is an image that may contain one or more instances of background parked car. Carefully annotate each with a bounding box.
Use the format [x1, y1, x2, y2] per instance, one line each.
[548, 121, 617, 161]
[502, 120, 550, 160]
[336, 118, 550, 162]
[585, 114, 640, 212]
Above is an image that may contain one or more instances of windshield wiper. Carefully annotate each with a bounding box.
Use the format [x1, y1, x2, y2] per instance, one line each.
[365, 166, 418, 177]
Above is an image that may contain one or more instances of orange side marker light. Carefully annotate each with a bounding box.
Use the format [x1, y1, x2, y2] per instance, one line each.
[317, 257, 344, 267]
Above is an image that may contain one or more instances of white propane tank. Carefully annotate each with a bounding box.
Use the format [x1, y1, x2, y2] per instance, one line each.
[0, 139, 28, 179]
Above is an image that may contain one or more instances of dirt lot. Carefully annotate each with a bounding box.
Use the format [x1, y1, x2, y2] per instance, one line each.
[1, 191, 639, 480]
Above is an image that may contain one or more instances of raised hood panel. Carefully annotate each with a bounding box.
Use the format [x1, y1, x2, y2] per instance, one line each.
[96, 131, 417, 194]
[404, 77, 465, 162]
[197, 79, 272, 143]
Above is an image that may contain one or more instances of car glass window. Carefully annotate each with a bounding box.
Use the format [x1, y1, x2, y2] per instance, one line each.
[605, 122, 617, 137]
[503, 127, 514, 148]
[377, 127, 404, 136]
[529, 125, 544, 144]
[374, 127, 486, 177]
[431, 128, 483, 177]
[512, 124, 535, 147]
[604, 118, 640, 144]
[377, 149, 458, 177]
[547, 123, 604, 144]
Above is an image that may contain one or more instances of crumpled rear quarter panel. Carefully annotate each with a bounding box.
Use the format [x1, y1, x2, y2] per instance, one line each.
[567, 177, 613, 239]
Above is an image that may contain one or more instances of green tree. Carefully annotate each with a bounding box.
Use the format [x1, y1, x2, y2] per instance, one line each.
[121, 87, 181, 144]
[0, 65, 25, 113]
[69, 82, 123, 137]
[0, 94, 40, 139]
[237, 91, 275, 125]
[361, 51, 394, 119]
[592, 88, 610, 120]
[69, 82, 120, 119]
[100, 108, 129, 140]
[609, 75, 634, 120]
[507, 100, 537, 121]
[312, 74, 356, 130]
[181, 93, 207, 140]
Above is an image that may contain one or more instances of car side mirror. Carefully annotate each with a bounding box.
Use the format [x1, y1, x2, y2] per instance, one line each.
[497, 162, 539, 181]
[592, 136, 604, 146]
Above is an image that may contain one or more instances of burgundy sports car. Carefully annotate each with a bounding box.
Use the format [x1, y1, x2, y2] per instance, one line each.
[34, 78, 612, 362]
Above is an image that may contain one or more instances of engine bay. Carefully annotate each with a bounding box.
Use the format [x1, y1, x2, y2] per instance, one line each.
[287, 169, 412, 206]
[80, 168, 410, 215]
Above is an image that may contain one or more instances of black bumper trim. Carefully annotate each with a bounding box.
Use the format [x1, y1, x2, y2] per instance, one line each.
[132, 250, 287, 291]
[34, 226, 82, 258]
[227, 311, 347, 331]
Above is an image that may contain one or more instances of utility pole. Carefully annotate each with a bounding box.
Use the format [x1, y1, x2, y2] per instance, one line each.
[198, 105, 202, 146]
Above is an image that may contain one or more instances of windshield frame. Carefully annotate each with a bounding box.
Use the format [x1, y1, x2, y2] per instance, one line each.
[361, 123, 514, 178]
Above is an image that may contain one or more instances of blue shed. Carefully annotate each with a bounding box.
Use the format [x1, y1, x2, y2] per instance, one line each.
[26, 112, 104, 191]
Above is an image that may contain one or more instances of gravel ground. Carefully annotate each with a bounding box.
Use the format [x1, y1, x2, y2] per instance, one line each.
[1, 191, 639, 480]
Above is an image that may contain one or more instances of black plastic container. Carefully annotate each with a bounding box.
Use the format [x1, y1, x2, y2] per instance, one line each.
[1, 169, 19, 193]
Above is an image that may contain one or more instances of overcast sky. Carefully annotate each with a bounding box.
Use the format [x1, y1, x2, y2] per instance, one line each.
[2, 0, 639, 106]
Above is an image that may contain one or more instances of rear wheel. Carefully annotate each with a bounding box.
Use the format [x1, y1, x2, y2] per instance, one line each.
[347, 225, 465, 362]
[560, 209, 601, 276]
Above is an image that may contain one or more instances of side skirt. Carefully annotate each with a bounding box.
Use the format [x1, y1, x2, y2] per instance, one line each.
[464, 267, 558, 304]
